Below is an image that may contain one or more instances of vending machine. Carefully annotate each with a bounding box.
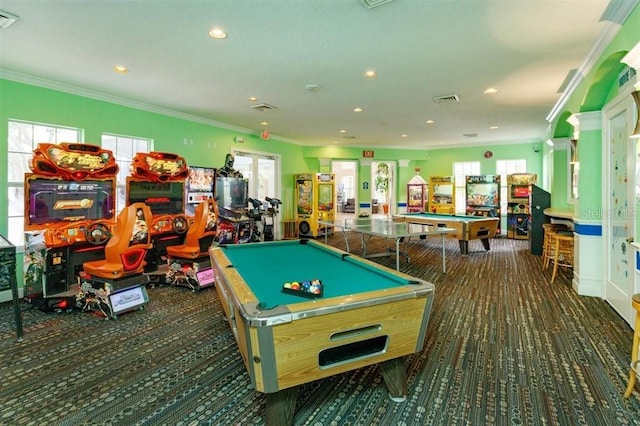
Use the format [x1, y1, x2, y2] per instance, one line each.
[506, 173, 538, 239]
[295, 173, 335, 238]
[465, 175, 501, 233]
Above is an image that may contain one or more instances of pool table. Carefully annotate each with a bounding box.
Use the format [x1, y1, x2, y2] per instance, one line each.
[209, 239, 435, 426]
[395, 212, 499, 255]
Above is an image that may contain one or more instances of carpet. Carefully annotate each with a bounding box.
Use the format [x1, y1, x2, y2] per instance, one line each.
[1, 235, 639, 425]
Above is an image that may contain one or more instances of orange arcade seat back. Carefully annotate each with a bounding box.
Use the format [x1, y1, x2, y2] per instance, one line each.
[166, 198, 219, 260]
[82, 203, 153, 280]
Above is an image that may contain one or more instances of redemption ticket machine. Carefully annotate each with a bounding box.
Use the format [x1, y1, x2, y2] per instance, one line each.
[126, 151, 190, 273]
[23, 143, 119, 312]
[295, 173, 335, 238]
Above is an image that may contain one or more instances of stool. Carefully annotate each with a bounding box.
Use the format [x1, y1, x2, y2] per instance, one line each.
[542, 224, 569, 269]
[548, 230, 574, 283]
[624, 294, 640, 398]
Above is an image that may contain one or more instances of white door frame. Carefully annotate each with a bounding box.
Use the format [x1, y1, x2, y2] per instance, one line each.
[602, 91, 636, 325]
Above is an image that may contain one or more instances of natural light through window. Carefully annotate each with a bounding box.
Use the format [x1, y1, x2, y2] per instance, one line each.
[453, 161, 480, 214]
[101, 134, 152, 214]
[496, 159, 527, 219]
[6, 120, 83, 247]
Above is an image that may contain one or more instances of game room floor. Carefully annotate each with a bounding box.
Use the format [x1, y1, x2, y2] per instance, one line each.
[1, 235, 639, 425]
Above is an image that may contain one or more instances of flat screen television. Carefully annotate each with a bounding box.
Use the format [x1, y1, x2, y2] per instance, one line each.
[127, 179, 185, 215]
[26, 178, 115, 226]
[214, 177, 248, 209]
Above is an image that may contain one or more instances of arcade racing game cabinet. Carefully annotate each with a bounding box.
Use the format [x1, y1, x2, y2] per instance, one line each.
[23, 143, 119, 313]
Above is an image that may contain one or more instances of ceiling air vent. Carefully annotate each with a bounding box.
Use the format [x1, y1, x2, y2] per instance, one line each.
[433, 94, 459, 104]
[360, 0, 394, 9]
[251, 103, 278, 112]
[463, 133, 478, 138]
[0, 10, 18, 29]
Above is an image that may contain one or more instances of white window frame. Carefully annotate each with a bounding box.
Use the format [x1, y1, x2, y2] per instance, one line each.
[232, 148, 282, 237]
[101, 133, 153, 214]
[6, 120, 83, 247]
[496, 159, 527, 217]
[453, 161, 481, 214]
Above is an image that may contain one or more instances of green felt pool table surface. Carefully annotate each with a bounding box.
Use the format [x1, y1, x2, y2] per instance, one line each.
[218, 239, 417, 309]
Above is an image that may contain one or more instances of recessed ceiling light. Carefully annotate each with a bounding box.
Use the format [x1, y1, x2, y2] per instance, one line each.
[260, 121, 269, 126]
[489, 126, 499, 130]
[401, 134, 408, 138]
[425, 120, 434, 124]
[353, 107, 363, 112]
[339, 129, 347, 133]
[113, 65, 128, 74]
[484, 87, 498, 94]
[208, 27, 227, 39]
[248, 97, 257, 102]
[363, 70, 377, 78]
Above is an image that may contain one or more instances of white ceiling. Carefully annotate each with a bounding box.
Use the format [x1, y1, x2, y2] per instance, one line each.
[0, 0, 635, 149]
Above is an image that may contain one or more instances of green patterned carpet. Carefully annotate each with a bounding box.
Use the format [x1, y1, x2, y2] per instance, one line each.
[1, 235, 640, 425]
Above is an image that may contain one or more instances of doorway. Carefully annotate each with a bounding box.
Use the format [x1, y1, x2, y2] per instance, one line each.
[233, 150, 281, 236]
[603, 96, 636, 325]
[332, 161, 357, 215]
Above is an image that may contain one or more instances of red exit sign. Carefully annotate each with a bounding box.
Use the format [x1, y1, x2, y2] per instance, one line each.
[362, 150, 374, 158]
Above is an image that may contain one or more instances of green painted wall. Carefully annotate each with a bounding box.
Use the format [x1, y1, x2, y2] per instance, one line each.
[576, 128, 603, 221]
[551, 149, 569, 209]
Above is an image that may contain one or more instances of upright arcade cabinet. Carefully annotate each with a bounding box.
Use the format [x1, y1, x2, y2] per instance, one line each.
[126, 151, 190, 272]
[23, 143, 119, 312]
[185, 165, 215, 215]
[429, 176, 455, 214]
[295, 173, 335, 238]
[214, 174, 255, 244]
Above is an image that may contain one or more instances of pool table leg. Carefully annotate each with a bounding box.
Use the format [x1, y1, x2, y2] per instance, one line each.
[480, 237, 491, 251]
[265, 387, 298, 426]
[379, 357, 408, 402]
[458, 240, 469, 255]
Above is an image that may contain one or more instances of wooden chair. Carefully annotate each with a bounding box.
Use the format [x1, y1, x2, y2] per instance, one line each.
[542, 223, 569, 269]
[548, 230, 574, 283]
[624, 294, 640, 398]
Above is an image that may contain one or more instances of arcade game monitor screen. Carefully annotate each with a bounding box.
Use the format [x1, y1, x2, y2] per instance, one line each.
[26, 177, 115, 226]
[214, 177, 248, 210]
[127, 180, 185, 215]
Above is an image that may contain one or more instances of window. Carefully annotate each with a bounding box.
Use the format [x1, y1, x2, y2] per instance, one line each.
[6, 120, 83, 246]
[496, 159, 527, 217]
[453, 161, 480, 214]
[101, 134, 152, 214]
[233, 151, 280, 203]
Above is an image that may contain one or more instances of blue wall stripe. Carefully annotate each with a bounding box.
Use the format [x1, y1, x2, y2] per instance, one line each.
[574, 222, 602, 236]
